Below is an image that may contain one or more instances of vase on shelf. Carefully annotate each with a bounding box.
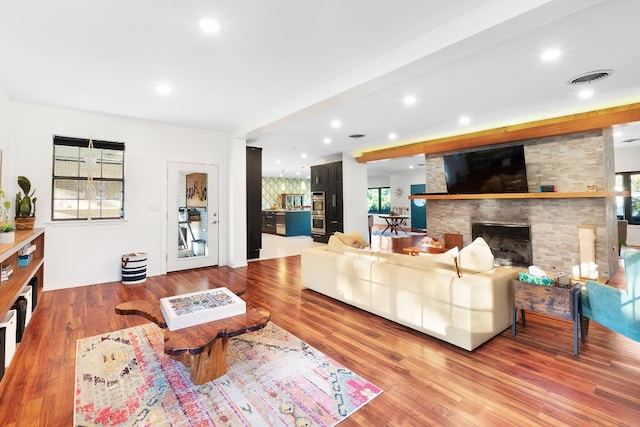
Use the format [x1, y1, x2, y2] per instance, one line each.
[15, 216, 35, 230]
[0, 230, 15, 244]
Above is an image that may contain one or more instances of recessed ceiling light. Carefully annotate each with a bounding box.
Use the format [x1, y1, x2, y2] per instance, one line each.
[614, 131, 623, 137]
[331, 120, 341, 128]
[541, 48, 561, 61]
[323, 137, 331, 144]
[388, 133, 397, 140]
[403, 95, 417, 105]
[300, 153, 307, 159]
[578, 88, 594, 99]
[199, 17, 221, 33]
[459, 116, 471, 125]
[409, 165, 414, 169]
[276, 159, 281, 164]
[156, 84, 172, 95]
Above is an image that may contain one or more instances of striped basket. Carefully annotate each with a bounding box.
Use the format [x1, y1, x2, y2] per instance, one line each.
[121, 252, 147, 285]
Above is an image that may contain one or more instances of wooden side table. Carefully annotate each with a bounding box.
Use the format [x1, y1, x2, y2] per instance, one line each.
[512, 280, 585, 355]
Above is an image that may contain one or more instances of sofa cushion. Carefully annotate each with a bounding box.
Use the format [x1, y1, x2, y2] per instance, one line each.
[457, 237, 495, 275]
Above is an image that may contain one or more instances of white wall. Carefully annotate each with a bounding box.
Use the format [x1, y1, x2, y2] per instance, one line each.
[0, 84, 10, 187]
[615, 145, 640, 245]
[9, 101, 237, 290]
[343, 153, 368, 241]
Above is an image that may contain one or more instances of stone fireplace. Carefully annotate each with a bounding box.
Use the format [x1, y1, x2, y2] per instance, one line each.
[472, 223, 532, 267]
[422, 129, 619, 279]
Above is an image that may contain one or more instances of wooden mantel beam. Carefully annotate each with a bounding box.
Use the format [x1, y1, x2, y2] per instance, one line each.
[355, 102, 640, 163]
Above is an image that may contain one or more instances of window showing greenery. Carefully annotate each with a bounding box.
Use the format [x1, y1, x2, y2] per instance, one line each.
[615, 171, 640, 225]
[367, 187, 391, 214]
[52, 135, 125, 220]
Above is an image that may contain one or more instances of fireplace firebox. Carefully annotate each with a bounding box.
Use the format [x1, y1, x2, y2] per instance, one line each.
[472, 223, 532, 267]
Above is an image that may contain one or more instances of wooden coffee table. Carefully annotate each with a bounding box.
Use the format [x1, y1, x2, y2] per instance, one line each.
[115, 291, 270, 385]
[402, 245, 447, 256]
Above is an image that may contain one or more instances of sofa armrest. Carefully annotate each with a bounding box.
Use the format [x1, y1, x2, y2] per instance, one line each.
[301, 247, 339, 297]
[453, 267, 518, 310]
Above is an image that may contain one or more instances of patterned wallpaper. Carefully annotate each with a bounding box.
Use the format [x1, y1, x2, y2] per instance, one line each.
[261, 177, 311, 209]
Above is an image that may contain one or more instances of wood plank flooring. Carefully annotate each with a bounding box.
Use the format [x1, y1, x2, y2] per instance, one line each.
[1, 256, 639, 426]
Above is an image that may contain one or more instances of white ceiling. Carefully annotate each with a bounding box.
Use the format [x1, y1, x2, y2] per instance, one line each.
[1, 0, 639, 179]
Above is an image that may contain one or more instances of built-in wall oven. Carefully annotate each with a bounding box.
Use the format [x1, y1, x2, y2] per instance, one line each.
[311, 191, 326, 235]
[311, 215, 326, 235]
[311, 191, 325, 216]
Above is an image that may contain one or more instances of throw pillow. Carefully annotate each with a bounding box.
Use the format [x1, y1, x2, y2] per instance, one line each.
[398, 249, 458, 274]
[457, 237, 495, 275]
[334, 231, 368, 249]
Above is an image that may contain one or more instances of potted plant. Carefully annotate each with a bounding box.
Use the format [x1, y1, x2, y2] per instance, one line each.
[15, 175, 37, 229]
[0, 189, 15, 243]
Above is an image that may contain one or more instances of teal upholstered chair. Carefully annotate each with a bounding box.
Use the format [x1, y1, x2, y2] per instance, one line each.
[581, 247, 640, 342]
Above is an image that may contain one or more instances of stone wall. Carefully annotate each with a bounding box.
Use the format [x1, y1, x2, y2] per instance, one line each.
[424, 129, 618, 279]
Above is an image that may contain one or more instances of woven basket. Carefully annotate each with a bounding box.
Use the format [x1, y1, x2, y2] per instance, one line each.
[15, 217, 35, 230]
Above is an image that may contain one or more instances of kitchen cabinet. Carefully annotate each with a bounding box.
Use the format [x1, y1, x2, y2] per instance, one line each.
[280, 194, 305, 209]
[262, 210, 311, 236]
[310, 165, 328, 191]
[246, 147, 262, 259]
[262, 211, 277, 234]
[310, 161, 343, 242]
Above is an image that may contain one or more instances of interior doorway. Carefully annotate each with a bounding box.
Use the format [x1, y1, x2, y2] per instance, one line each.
[167, 162, 219, 272]
[410, 184, 426, 230]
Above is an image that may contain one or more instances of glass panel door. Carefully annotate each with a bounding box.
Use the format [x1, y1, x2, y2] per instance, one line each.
[167, 162, 218, 272]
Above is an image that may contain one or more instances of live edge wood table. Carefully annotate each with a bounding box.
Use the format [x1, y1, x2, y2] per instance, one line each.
[402, 245, 447, 256]
[512, 280, 584, 355]
[115, 294, 270, 385]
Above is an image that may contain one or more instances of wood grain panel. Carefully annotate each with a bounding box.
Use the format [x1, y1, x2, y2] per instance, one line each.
[0, 256, 639, 426]
[356, 102, 640, 163]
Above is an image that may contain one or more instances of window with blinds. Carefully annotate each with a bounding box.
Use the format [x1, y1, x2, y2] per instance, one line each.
[52, 135, 125, 220]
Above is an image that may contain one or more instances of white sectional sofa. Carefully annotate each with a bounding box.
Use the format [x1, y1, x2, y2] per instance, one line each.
[300, 233, 518, 351]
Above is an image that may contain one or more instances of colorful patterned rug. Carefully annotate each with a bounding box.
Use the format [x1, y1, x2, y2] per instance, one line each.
[74, 322, 382, 426]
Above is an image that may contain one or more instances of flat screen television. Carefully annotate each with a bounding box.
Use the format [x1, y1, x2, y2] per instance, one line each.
[443, 145, 528, 194]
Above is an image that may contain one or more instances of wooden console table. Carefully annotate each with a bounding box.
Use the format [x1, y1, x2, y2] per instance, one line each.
[116, 296, 270, 385]
[512, 280, 584, 355]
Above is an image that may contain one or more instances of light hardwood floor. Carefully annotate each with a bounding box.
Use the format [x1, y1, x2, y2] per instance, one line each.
[0, 255, 639, 426]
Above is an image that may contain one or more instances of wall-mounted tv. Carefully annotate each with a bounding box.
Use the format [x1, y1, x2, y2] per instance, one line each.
[443, 145, 528, 194]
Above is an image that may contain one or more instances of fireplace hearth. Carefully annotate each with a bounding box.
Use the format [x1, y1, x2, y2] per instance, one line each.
[472, 223, 532, 267]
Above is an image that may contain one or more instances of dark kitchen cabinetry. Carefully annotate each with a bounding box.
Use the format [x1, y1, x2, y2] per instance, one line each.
[310, 164, 328, 191]
[262, 211, 277, 234]
[310, 161, 343, 242]
[246, 147, 262, 259]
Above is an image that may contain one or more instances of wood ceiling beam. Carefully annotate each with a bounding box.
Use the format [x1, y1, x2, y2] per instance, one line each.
[355, 102, 640, 163]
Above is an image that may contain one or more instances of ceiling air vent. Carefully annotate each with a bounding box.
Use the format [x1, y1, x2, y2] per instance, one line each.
[622, 138, 640, 143]
[568, 69, 613, 85]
